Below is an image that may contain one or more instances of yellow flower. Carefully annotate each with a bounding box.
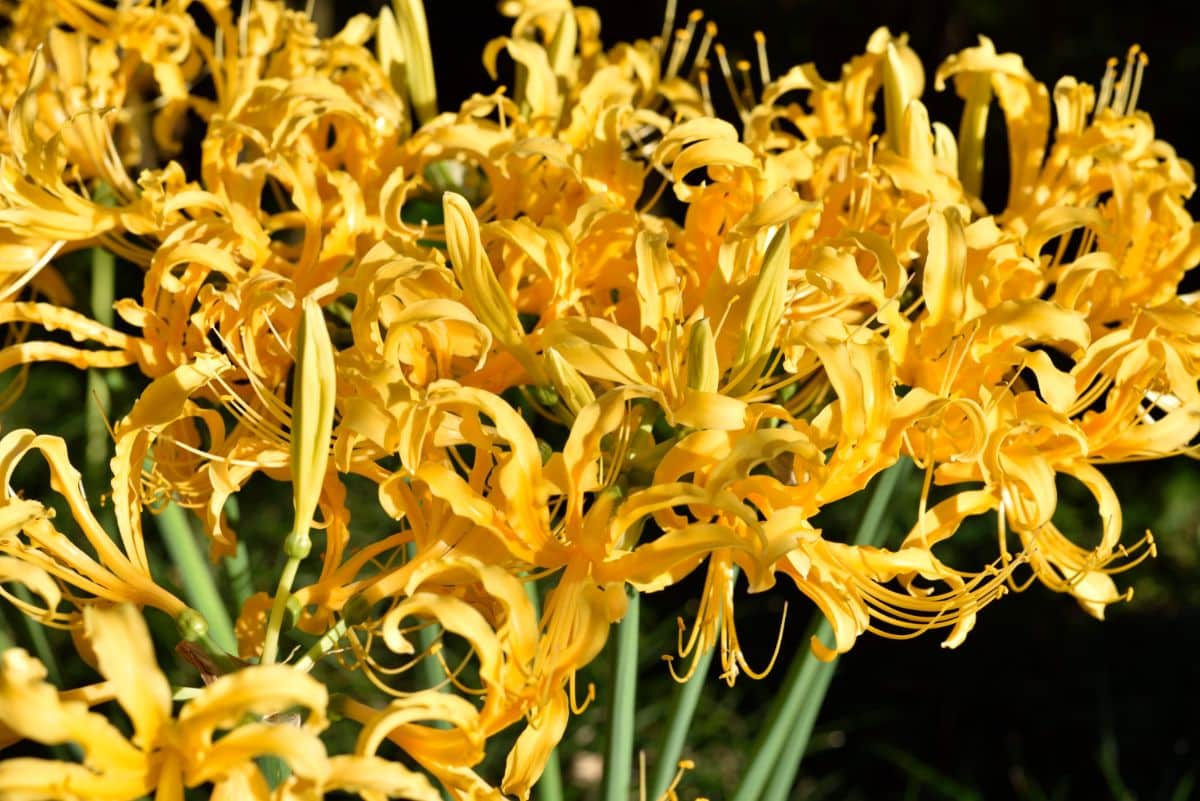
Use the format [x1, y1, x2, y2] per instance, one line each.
[0, 603, 439, 800]
[0, 429, 187, 624]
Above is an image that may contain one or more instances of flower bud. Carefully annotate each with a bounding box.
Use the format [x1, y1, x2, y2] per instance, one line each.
[686, 318, 720, 393]
[544, 346, 596, 416]
[733, 224, 790, 378]
[289, 297, 336, 550]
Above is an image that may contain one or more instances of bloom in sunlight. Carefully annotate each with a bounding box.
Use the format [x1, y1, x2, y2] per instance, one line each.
[0, 603, 439, 800]
[1, 0, 1197, 797]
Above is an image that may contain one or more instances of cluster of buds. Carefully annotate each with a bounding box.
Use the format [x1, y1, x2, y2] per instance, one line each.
[0, 0, 1195, 798]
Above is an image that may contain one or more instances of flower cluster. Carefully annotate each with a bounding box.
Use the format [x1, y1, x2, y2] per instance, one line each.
[1, 0, 1196, 797]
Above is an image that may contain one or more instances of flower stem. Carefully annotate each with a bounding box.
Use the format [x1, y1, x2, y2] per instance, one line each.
[223, 539, 255, 610]
[603, 586, 640, 801]
[759, 629, 839, 801]
[156, 502, 237, 654]
[648, 634, 716, 800]
[261, 553, 302, 665]
[84, 245, 115, 503]
[292, 614, 349, 673]
[731, 459, 910, 801]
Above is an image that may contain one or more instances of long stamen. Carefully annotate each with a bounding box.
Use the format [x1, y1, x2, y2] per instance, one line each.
[698, 68, 715, 117]
[1114, 45, 1140, 114]
[1128, 50, 1148, 114]
[1096, 56, 1119, 114]
[664, 30, 691, 82]
[714, 44, 747, 118]
[692, 21, 717, 79]
[754, 31, 770, 85]
[657, 0, 678, 57]
[735, 58, 755, 109]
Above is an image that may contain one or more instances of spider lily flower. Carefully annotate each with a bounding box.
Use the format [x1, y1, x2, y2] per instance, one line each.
[3, 0, 1200, 794]
[443, 191, 548, 385]
[0, 604, 438, 800]
[0, 429, 188, 623]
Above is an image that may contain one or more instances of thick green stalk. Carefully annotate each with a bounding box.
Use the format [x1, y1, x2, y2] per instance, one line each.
[157, 502, 237, 654]
[759, 635, 838, 801]
[292, 615, 349, 674]
[261, 554, 303, 665]
[84, 246, 115, 501]
[648, 630, 716, 800]
[603, 587, 641, 801]
[223, 540, 255, 611]
[525, 578, 564, 801]
[731, 460, 910, 801]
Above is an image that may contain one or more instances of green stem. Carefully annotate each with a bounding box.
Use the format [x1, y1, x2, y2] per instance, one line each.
[223, 540, 255, 610]
[648, 636, 716, 801]
[603, 587, 640, 801]
[731, 459, 910, 801]
[292, 615, 349, 673]
[84, 246, 115, 502]
[759, 634, 838, 801]
[261, 555, 302, 665]
[156, 502, 237, 654]
[525, 578, 564, 801]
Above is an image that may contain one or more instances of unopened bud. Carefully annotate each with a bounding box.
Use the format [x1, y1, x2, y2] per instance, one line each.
[544, 347, 596, 415]
[686, 318, 720, 393]
[733, 224, 790, 377]
[289, 297, 336, 548]
[176, 609, 209, 642]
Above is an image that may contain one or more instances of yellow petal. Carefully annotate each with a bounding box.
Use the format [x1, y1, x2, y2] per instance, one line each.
[502, 689, 568, 798]
[178, 665, 329, 751]
[187, 722, 330, 785]
[84, 604, 171, 749]
[0, 648, 146, 775]
[325, 755, 442, 801]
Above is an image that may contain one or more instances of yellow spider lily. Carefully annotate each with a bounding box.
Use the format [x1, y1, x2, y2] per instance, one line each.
[0, 603, 439, 800]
